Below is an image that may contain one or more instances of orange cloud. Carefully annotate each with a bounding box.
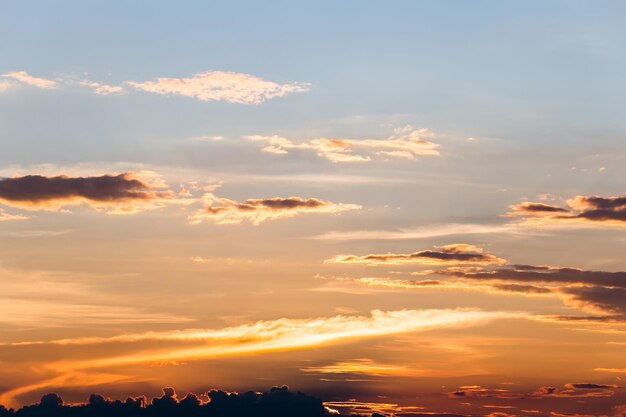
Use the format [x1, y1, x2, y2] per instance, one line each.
[326, 244, 507, 266]
[301, 358, 427, 378]
[247, 125, 439, 163]
[0, 208, 27, 221]
[2, 71, 58, 89]
[79, 80, 125, 95]
[0, 309, 511, 405]
[189, 195, 361, 225]
[127, 71, 309, 104]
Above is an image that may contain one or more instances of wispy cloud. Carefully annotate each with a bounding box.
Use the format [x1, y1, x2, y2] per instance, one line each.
[2, 71, 58, 89]
[247, 125, 439, 163]
[79, 80, 125, 95]
[0, 208, 27, 221]
[0, 308, 511, 405]
[301, 358, 424, 377]
[0, 80, 11, 93]
[326, 244, 507, 267]
[0, 266, 192, 329]
[127, 71, 309, 104]
[189, 195, 361, 225]
[310, 223, 531, 241]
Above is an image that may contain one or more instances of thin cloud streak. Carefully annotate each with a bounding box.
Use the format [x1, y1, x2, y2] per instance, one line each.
[2, 71, 58, 89]
[327, 244, 507, 267]
[189, 195, 361, 225]
[310, 223, 533, 241]
[247, 125, 439, 163]
[127, 71, 309, 104]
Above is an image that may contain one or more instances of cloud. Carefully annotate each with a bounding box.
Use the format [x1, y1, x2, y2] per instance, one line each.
[309, 223, 531, 241]
[323, 400, 432, 416]
[188, 195, 361, 225]
[0, 80, 11, 93]
[2, 71, 58, 89]
[301, 358, 422, 377]
[506, 194, 626, 227]
[430, 264, 626, 318]
[0, 308, 510, 405]
[246, 125, 439, 163]
[0, 208, 27, 221]
[0, 386, 328, 417]
[333, 276, 553, 297]
[0, 172, 189, 214]
[449, 383, 618, 400]
[79, 80, 125, 95]
[127, 71, 309, 104]
[326, 244, 507, 266]
[0, 265, 193, 329]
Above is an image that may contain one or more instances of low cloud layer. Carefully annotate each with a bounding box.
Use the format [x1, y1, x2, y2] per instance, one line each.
[189, 195, 361, 225]
[0, 386, 327, 417]
[0, 173, 182, 214]
[326, 244, 507, 267]
[247, 126, 439, 163]
[507, 195, 626, 226]
[127, 71, 309, 104]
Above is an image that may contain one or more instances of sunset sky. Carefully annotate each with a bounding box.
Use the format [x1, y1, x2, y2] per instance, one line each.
[2, 1, 626, 416]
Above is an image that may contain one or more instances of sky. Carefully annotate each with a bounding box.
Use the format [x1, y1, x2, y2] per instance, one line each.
[1, 1, 626, 416]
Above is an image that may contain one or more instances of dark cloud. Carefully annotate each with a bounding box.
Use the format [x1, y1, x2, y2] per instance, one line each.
[0, 173, 178, 213]
[1, 386, 326, 417]
[437, 264, 626, 318]
[506, 194, 626, 225]
[441, 264, 626, 289]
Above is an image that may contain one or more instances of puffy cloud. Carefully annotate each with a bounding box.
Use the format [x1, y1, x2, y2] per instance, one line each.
[2, 71, 58, 89]
[0, 172, 188, 214]
[1, 387, 327, 417]
[326, 244, 507, 266]
[189, 195, 361, 225]
[506, 194, 626, 226]
[79, 80, 125, 95]
[127, 71, 309, 104]
[247, 125, 439, 163]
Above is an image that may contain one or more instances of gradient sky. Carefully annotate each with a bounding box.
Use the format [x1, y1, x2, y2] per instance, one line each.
[2, 1, 626, 416]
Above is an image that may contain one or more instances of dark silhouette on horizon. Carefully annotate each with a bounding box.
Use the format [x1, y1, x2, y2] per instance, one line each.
[0, 386, 334, 417]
